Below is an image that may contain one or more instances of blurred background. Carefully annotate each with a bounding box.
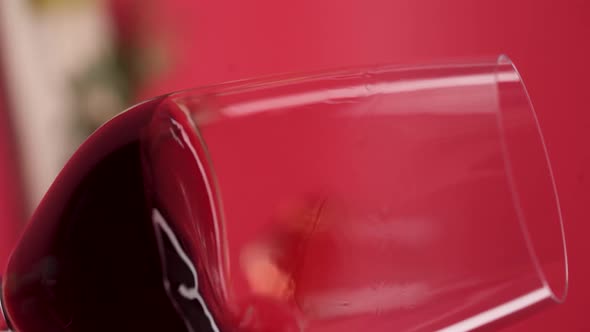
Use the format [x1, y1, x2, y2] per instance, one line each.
[0, 0, 588, 330]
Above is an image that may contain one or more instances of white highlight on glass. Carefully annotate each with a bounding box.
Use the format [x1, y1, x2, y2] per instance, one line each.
[152, 209, 220, 332]
[437, 287, 550, 332]
[170, 113, 229, 298]
[223, 73, 498, 116]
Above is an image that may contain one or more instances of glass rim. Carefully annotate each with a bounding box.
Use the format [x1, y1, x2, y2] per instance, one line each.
[496, 54, 569, 304]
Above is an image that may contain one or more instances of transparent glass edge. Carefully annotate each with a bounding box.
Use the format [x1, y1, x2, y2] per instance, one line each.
[172, 102, 233, 304]
[495, 54, 569, 304]
[0, 281, 10, 331]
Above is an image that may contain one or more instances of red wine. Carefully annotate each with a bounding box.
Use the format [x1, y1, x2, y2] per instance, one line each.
[2, 142, 188, 332]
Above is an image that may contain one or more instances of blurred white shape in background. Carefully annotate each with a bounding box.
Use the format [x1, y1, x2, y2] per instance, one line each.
[0, 0, 114, 213]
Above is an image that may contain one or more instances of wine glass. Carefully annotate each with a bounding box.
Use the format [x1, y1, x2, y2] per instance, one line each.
[1, 55, 567, 332]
